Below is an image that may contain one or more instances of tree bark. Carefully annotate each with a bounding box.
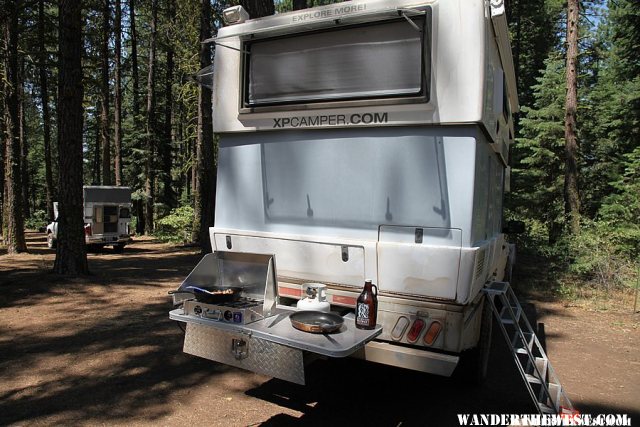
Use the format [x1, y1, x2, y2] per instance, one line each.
[38, 0, 55, 222]
[54, 0, 88, 275]
[0, 62, 5, 238]
[193, 0, 215, 252]
[2, 0, 27, 253]
[93, 104, 101, 185]
[129, 0, 139, 119]
[564, 0, 580, 235]
[100, 0, 111, 185]
[161, 0, 176, 208]
[144, 0, 158, 234]
[239, 0, 275, 18]
[19, 59, 30, 218]
[114, 0, 123, 185]
[293, 0, 306, 11]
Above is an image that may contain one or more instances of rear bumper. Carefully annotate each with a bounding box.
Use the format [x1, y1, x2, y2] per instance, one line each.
[351, 341, 459, 377]
[86, 236, 131, 245]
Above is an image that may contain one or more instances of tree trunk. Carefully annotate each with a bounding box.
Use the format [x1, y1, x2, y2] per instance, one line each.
[93, 105, 101, 185]
[54, 0, 88, 275]
[19, 59, 30, 219]
[0, 63, 5, 238]
[129, 0, 139, 119]
[293, 0, 306, 11]
[100, 0, 111, 185]
[161, 0, 176, 208]
[193, 0, 215, 252]
[176, 99, 186, 200]
[144, 0, 158, 234]
[239, 0, 275, 18]
[39, 0, 55, 222]
[564, 0, 580, 235]
[2, 0, 27, 253]
[114, 0, 123, 185]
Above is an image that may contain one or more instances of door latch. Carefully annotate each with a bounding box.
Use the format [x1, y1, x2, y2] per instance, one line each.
[231, 338, 248, 360]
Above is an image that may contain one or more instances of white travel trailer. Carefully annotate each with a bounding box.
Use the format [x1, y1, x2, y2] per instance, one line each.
[171, 0, 523, 386]
[47, 186, 133, 252]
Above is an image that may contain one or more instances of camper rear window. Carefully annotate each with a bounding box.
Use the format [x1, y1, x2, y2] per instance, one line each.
[243, 17, 428, 107]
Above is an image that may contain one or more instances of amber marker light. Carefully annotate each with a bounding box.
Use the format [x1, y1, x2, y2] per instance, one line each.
[423, 321, 442, 346]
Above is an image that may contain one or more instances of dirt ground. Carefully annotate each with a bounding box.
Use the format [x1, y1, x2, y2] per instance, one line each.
[1, 232, 638, 426]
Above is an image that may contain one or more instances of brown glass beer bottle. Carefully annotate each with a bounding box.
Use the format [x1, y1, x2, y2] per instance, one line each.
[355, 279, 378, 330]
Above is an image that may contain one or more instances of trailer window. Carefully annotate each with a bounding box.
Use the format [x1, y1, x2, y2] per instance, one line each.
[244, 17, 428, 107]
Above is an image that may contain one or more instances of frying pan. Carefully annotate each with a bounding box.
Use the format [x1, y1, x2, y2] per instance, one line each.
[290, 310, 344, 334]
[168, 286, 242, 304]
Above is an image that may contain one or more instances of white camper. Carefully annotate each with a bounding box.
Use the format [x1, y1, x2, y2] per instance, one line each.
[172, 0, 521, 384]
[47, 186, 133, 252]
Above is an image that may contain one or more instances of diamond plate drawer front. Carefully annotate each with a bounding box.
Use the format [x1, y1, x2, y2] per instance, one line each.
[183, 323, 306, 385]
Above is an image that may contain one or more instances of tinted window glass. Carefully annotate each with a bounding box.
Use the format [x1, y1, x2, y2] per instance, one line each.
[245, 18, 426, 106]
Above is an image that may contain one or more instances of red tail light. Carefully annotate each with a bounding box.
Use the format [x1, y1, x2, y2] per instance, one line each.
[84, 224, 92, 236]
[406, 318, 425, 343]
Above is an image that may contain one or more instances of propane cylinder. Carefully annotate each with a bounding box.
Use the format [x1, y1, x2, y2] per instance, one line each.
[296, 283, 330, 312]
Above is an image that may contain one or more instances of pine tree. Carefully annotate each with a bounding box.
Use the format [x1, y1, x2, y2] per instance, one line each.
[564, 0, 581, 235]
[2, 0, 28, 253]
[54, 0, 89, 275]
[511, 56, 567, 243]
[193, 0, 215, 252]
[144, 0, 158, 234]
[38, 0, 55, 222]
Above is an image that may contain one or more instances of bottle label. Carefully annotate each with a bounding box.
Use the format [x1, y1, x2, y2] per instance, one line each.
[356, 303, 370, 325]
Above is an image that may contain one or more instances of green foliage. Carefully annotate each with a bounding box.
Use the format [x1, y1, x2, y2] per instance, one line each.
[24, 210, 49, 231]
[565, 219, 638, 289]
[154, 205, 194, 243]
[506, 0, 563, 109]
[508, 1, 640, 294]
[510, 55, 566, 243]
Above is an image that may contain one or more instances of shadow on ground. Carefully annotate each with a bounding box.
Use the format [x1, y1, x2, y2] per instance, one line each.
[0, 235, 214, 425]
[249, 309, 640, 426]
[1, 234, 637, 426]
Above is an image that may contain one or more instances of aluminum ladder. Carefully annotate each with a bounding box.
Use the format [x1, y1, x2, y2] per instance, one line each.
[483, 281, 574, 415]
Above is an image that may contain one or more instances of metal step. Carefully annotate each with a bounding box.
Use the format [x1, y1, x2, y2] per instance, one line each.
[483, 282, 574, 415]
[512, 331, 534, 354]
[526, 357, 548, 383]
[500, 304, 521, 324]
[538, 402, 556, 414]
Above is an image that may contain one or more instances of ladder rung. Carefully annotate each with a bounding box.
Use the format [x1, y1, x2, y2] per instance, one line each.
[500, 304, 521, 324]
[525, 373, 543, 384]
[547, 382, 563, 408]
[485, 281, 509, 294]
[538, 402, 556, 414]
[512, 331, 534, 354]
[526, 357, 548, 382]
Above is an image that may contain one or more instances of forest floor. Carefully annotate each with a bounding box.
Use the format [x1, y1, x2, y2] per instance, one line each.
[0, 232, 638, 426]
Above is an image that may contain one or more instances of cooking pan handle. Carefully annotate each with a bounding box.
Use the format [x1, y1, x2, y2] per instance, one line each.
[168, 290, 194, 295]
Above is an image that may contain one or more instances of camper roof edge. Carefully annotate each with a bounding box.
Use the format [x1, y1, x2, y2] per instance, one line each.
[211, 0, 433, 41]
